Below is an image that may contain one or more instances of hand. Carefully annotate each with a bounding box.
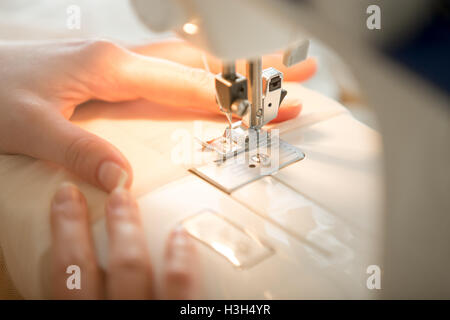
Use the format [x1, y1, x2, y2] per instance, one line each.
[50, 183, 197, 299]
[0, 39, 316, 192]
[134, 39, 317, 122]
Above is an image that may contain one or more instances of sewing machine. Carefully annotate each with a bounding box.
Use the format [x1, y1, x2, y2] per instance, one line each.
[189, 51, 313, 193]
[130, 0, 450, 298]
[128, 0, 383, 299]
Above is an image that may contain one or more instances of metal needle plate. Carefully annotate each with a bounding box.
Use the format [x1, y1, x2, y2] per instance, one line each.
[190, 131, 305, 194]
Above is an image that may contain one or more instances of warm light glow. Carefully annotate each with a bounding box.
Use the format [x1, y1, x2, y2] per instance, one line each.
[211, 242, 241, 267]
[182, 22, 199, 35]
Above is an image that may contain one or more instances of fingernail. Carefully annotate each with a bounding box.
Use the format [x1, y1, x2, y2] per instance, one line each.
[52, 182, 82, 217]
[107, 188, 133, 217]
[168, 226, 192, 270]
[174, 225, 186, 236]
[172, 226, 188, 247]
[97, 161, 129, 192]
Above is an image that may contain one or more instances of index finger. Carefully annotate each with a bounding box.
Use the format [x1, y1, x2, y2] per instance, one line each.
[132, 40, 317, 82]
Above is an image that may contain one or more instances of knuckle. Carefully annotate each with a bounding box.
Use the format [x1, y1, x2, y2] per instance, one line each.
[82, 39, 121, 55]
[64, 136, 101, 174]
[76, 39, 128, 96]
[79, 39, 126, 69]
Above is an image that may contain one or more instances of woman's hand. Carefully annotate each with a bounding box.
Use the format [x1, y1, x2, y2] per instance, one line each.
[50, 183, 197, 299]
[0, 39, 316, 192]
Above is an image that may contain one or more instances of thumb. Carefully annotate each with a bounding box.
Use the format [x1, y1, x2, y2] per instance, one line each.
[26, 111, 132, 192]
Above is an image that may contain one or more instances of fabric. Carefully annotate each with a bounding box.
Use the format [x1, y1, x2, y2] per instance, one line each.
[0, 0, 171, 298]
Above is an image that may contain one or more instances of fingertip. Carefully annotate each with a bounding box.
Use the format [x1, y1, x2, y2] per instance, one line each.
[284, 57, 318, 82]
[304, 56, 318, 69]
[305, 57, 318, 77]
[53, 182, 80, 203]
[271, 103, 302, 123]
[164, 225, 197, 299]
[105, 187, 137, 219]
[51, 182, 86, 220]
[56, 121, 134, 194]
[167, 226, 194, 255]
[166, 225, 197, 272]
[97, 160, 132, 193]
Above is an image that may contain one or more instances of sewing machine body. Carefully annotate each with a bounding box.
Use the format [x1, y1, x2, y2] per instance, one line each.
[88, 95, 384, 299]
[125, 0, 385, 299]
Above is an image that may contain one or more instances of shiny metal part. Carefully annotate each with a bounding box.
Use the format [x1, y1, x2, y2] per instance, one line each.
[230, 99, 250, 117]
[197, 121, 247, 158]
[282, 39, 310, 67]
[243, 61, 287, 129]
[215, 72, 248, 115]
[222, 61, 237, 80]
[190, 134, 305, 194]
[195, 57, 303, 193]
[251, 153, 271, 166]
[216, 57, 287, 132]
[244, 58, 263, 129]
[260, 67, 286, 125]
